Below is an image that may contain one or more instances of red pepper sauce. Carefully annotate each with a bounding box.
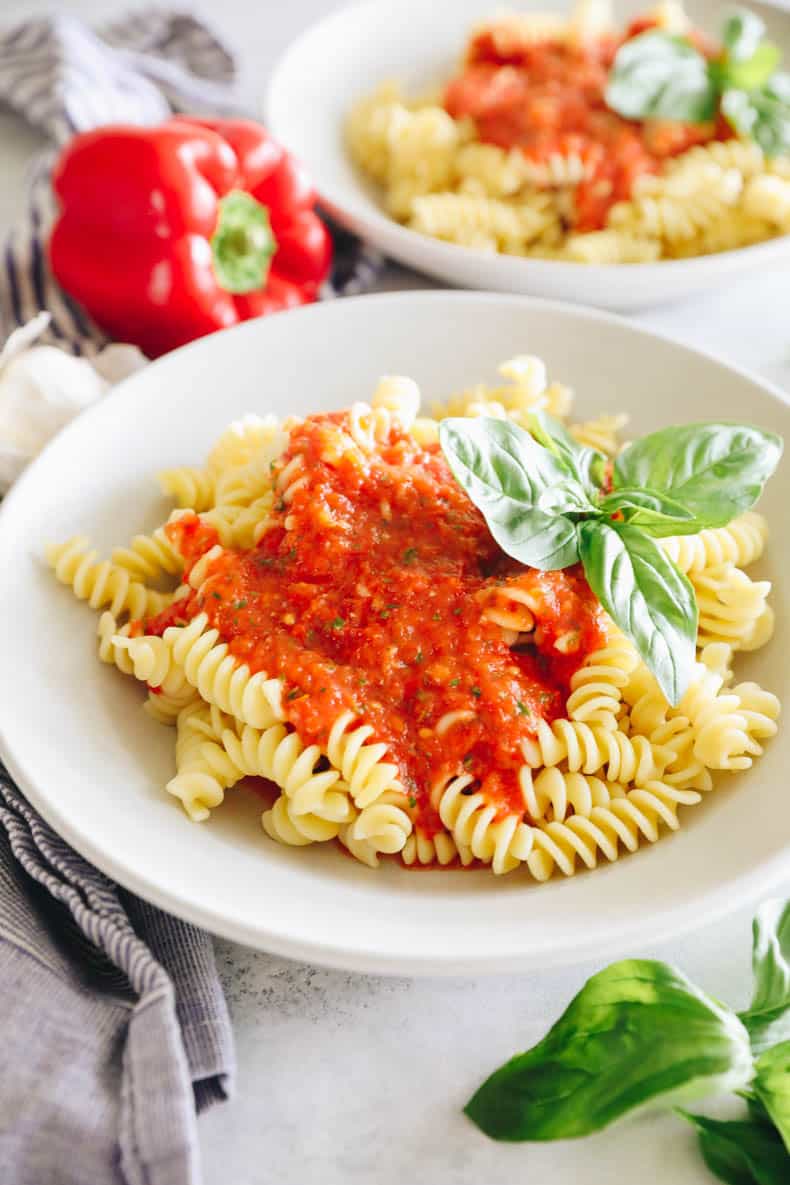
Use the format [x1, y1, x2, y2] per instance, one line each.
[443, 20, 726, 230]
[148, 412, 606, 835]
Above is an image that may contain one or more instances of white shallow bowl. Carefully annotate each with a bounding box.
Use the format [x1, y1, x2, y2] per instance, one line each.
[267, 0, 790, 310]
[1, 291, 788, 974]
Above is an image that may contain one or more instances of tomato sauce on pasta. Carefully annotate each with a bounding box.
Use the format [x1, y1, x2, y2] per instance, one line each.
[147, 411, 605, 834]
[443, 20, 723, 229]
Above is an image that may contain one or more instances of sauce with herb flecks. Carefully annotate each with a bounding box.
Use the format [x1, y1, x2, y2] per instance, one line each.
[443, 19, 727, 230]
[146, 411, 605, 834]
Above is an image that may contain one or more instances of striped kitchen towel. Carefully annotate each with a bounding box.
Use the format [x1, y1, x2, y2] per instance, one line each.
[0, 772, 233, 1185]
[0, 8, 383, 355]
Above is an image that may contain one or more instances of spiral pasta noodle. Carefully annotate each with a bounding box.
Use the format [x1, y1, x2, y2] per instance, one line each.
[46, 537, 168, 621]
[438, 773, 534, 875]
[691, 565, 773, 651]
[166, 701, 243, 822]
[565, 633, 639, 729]
[521, 719, 666, 785]
[158, 466, 215, 511]
[158, 615, 285, 730]
[263, 794, 348, 847]
[526, 779, 702, 881]
[659, 512, 768, 573]
[220, 720, 351, 822]
[325, 710, 404, 808]
[401, 829, 472, 867]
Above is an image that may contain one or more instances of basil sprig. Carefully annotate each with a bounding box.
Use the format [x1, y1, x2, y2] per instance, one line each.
[439, 415, 781, 705]
[605, 8, 790, 156]
[679, 1112, 789, 1184]
[464, 898, 790, 1185]
[465, 960, 753, 1141]
[739, 899, 790, 1055]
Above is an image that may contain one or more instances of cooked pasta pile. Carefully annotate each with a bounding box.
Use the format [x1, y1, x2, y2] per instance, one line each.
[47, 356, 779, 878]
[346, 3, 790, 262]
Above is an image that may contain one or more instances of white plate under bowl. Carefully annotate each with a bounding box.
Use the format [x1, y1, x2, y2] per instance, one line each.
[267, 0, 790, 310]
[0, 292, 788, 974]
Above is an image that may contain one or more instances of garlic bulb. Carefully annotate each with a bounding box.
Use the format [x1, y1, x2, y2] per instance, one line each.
[0, 314, 145, 491]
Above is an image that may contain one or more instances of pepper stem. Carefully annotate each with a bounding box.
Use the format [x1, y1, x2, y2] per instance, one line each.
[211, 190, 276, 294]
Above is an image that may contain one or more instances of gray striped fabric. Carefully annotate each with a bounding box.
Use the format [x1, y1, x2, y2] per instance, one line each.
[0, 770, 234, 1185]
[0, 8, 383, 354]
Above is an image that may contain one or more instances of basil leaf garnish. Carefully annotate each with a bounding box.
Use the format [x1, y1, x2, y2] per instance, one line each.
[599, 487, 700, 536]
[723, 9, 767, 63]
[578, 520, 697, 705]
[464, 959, 753, 1141]
[722, 85, 790, 157]
[767, 70, 790, 104]
[740, 900, 790, 1056]
[528, 410, 606, 497]
[439, 417, 582, 568]
[487, 507, 580, 569]
[606, 31, 718, 123]
[614, 423, 783, 528]
[439, 411, 780, 701]
[439, 416, 581, 515]
[723, 43, 782, 91]
[680, 1112, 789, 1185]
[754, 1043, 790, 1153]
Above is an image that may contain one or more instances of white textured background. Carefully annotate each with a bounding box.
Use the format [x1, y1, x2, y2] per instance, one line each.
[2, 2, 790, 1182]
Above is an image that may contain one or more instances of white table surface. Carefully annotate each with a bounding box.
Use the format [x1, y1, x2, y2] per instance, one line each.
[2, 1, 790, 1182]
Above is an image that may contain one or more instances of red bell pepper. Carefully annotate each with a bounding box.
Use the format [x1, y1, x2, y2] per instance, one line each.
[49, 117, 333, 358]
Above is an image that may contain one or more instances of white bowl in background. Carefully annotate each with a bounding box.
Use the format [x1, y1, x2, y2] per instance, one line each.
[266, 0, 790, 310]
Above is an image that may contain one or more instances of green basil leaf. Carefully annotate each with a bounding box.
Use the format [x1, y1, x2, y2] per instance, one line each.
[614, 423, 783, 527]
[679, 1112, 789, 1185]
[723, 9, 767, 63]
[724, 44, 782, 91]
[744, 1091, 776, 1128]
[439, 416, 576, 515]
[578, 520, 697, 705]
[488, 507, 580, 570]
[528, 410, 606, 497]
[723, 86, 790, 157]
[740, 900, 790, 1056]
[439, 417, 581, 568]
[767, 71, 790, 104]
[606, 31, 718, 123]
[464, 959, 753, 1142]
[754, 1043, 790, 1154]
[599, 487, 701, 536]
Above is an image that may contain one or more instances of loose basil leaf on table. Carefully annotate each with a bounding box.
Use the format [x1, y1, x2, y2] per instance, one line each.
[464, 959, 753, 1141]
[722, 84, 790, 157]
[614, 423, 783, 528]
[528, 410, 606, 497]
[577, 520, 697, 705]
[439, 417, 583, 568]
[740, 899, 790, 1055]
[605, 31, 718, 123]
[745, 1092, 776, 1128]
[679, 1112, 790, 1185]
[753, 1042, 790, 1153]
[598, 487, 700, 536]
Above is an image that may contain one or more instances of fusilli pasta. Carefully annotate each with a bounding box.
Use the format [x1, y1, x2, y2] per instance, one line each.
[47, 353, 779, 881]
